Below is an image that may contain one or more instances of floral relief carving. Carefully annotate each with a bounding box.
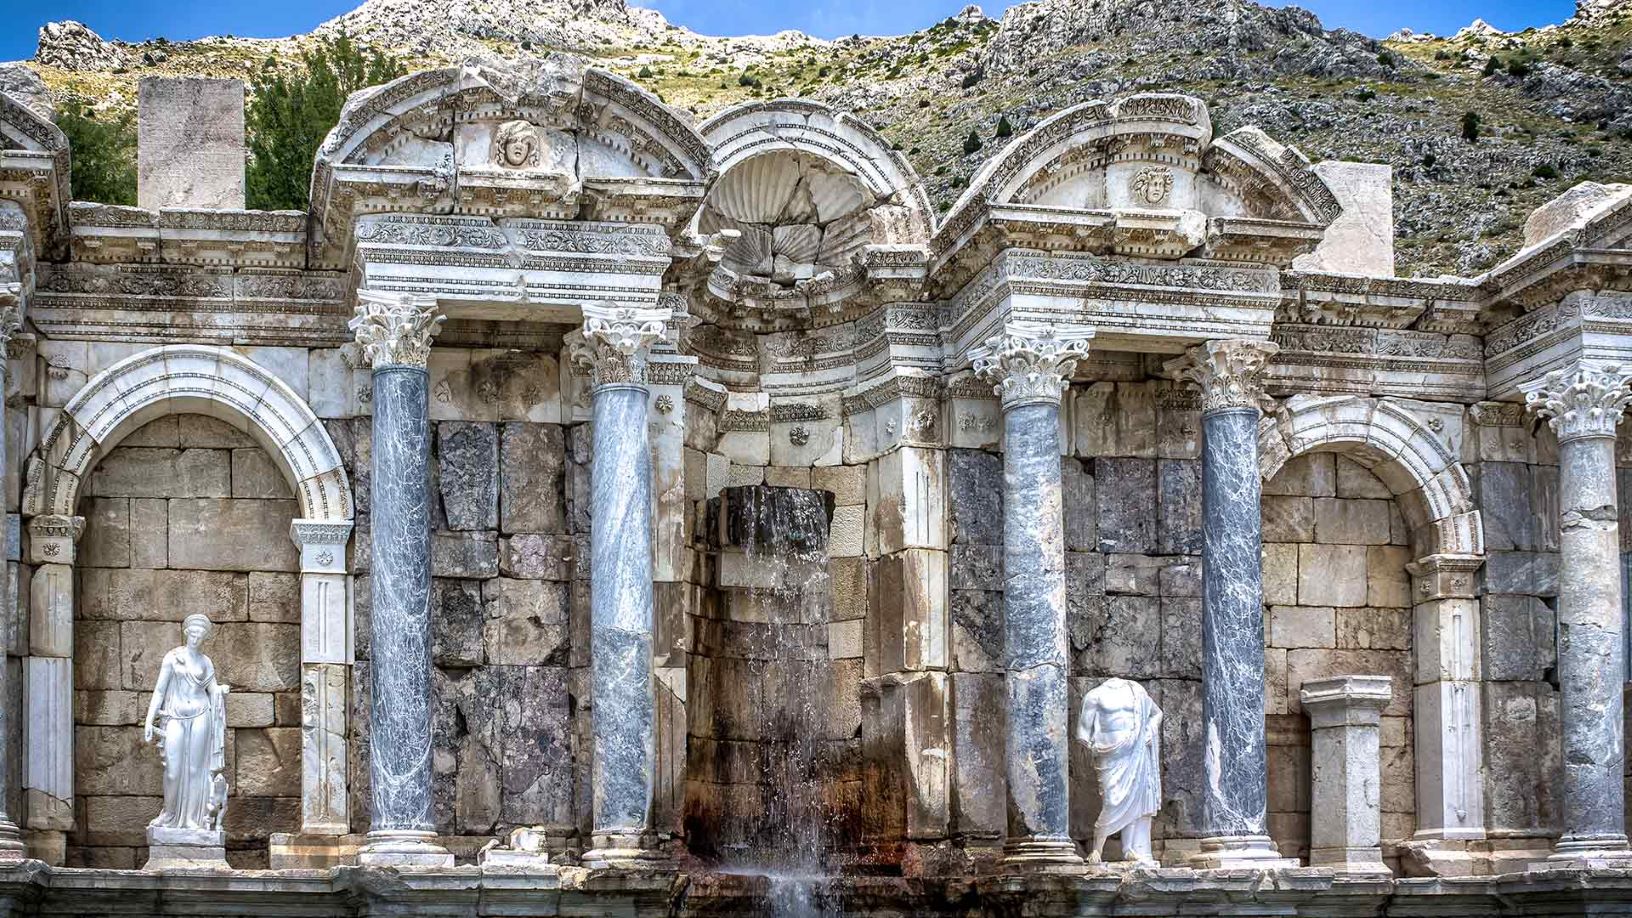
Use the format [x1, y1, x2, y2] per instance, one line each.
[349, 290, 445, 370]
[1525, 363, 1632, 442]
[970, 322, 1094, 410]
[1164, 339, 1278, 414]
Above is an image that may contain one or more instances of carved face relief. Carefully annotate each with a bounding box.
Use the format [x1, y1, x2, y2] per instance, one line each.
[494, 120, 542, 169]
[1131, 166, 1174, 207]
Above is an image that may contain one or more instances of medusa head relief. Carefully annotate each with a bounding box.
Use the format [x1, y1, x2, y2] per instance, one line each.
[493, 120, 544, 169]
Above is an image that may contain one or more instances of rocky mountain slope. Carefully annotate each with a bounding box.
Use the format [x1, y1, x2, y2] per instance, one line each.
[17, 0, 1632, 277]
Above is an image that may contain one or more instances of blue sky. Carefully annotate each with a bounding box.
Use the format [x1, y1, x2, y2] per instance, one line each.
[0, 0, 1578, 63]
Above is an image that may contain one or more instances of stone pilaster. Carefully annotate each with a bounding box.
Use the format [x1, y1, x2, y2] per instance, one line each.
[0, 308, 23, 862]
[970, 322, 1091, 869]
[1405, 553, 1485, 874]
[569, 303, 670, 867]
[349, 290, 451, 868]
[1166, 339, 1297, 869]
[22, 513, 79, 861]
[1300, 675, 1393, 876]
[1525, 363, 1632, 864]
[290, 519, 353, 838]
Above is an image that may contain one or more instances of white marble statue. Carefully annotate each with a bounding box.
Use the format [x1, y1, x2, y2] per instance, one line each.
[1076, 677, 1163, 866]
[143, 613, 230, 840]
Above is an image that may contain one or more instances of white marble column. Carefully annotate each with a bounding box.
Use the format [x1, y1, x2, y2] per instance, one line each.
[569, 303, 671, 868]
[1300, 675, 1392, 875]
[349, 290, 451, 868]
[1168, 339, 1297, 869]
[0, 307, 24, 861]
[1525, 363, 1632, 864]
[22, 513, 79, 864]
[971, 321, 1092, 869]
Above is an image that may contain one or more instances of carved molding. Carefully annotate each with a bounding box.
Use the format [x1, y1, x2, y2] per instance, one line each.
[1523, 362, 1632, 442]
[1166, 338, 1279, 415]
[969, 322, 1093, 410]
[569, 302, 671, 387]
[349, 290, 445, 370]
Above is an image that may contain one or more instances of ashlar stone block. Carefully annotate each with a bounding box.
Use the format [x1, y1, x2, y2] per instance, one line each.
[137, 77, 245, 209]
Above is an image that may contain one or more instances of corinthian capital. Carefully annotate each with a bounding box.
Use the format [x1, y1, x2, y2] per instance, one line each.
[349, 290, 445, 369]
[568, 302, 672, 387]
[1524, 362, 1632, 442]
[1164, 339, 1278, 415]
[969, 322, 1093, 410]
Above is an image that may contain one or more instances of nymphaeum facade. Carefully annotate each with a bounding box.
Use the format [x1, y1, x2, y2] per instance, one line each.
[0, 50, 1627, 913]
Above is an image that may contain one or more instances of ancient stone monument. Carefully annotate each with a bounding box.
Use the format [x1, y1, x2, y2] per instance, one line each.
[0, 52, 1625, 914]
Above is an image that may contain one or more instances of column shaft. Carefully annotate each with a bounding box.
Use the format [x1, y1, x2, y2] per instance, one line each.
[1555, 433, 1627, 853]
[0, 335, 23, 860]
[588, 383, 657, 854]
[1001, 401, 1072, 850]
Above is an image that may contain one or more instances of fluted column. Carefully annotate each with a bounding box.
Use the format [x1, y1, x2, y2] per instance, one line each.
[1525, 363, 1632, 864]
[349, 291, 452, 868]
[0, 303, 25, 862]
[570, 303, 670, 867]
[1168, 339, 1296, 869]
[971, 321, 1091, 869]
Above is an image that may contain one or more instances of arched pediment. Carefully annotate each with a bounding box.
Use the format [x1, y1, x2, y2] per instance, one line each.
[309, 54, 712, 267]
[0, 90, 70, 261]
[690, 100, 933, 329]
[933, 94, 1341, 273]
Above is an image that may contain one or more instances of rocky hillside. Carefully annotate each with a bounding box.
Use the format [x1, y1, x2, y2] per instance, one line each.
[16, 0, 1632, 277]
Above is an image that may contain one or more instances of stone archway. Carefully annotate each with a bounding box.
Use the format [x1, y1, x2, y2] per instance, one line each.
[19, 345, 355, 858]
[1260, 394, 1487, 858]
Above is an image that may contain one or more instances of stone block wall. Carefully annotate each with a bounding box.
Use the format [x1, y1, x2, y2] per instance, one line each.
[1261, 452, 1415, 865]
[70, 414, 302, 869]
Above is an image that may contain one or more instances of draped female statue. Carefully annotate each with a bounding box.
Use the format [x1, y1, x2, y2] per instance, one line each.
[143, 613, 230, 842]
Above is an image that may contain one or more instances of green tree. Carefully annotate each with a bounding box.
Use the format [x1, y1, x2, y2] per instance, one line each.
[57, 100, 137, 205]
[995, 115, 1013, 139]
[245, 31, 404, 211]
[1461, 110, 1482, 142]
[963, 129, 983, 155]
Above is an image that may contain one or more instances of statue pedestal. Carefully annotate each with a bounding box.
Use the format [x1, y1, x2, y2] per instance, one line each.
[145, 826, 228, 870]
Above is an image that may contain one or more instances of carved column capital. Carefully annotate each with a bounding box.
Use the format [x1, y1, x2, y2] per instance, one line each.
[1164, 339, 1279, 415]
[569, 303, 671, 388]
[1523, 362, 1632, 443]
[349, 290, 445, 370]
[969, 322, 1093, 410]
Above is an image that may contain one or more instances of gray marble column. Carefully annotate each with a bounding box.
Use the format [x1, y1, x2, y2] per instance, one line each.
[1526, 363, 1632, 864]
[570, 303, 671, 868]
[1168, 339, 1296, 869]
[0, 305, 25, 862]
[972, 322, 1091, 870]
[349, 291, 452, 868]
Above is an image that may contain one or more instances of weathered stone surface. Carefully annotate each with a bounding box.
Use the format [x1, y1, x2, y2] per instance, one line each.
[1297, 544, 1368, 608]
[1264, 453, 1336, 498]
[248, 572, 300, 623]
[813, 464, 866, 507]
[1484, 550, 1560, 597]
[1269, 605, 1336, 649]
[1482, 593, 1556, 681]
[1061, 457, 1096, 552]
[225, 691, 275, 727]
[1262, 496, 1314, 543]
[948, 449, 1003, 546]
[1334, 607, 1410, 651]
[1075, 595, 1160, 678]
[949, 543, 1001, 591]
[88, 448, 230, 499]
[1158, 458, 1202, 554]
[131, 499, 168, 569]
[80, 498, 131, 569]
[235, 727, 302, 797]
[75, 726, 161, 796]
[1096, 457, 1156, 553]
[432, 530, 500, 579]
[499, 533, 573, 581]
[137, 76, 245, 209]
[950, 590, 1002, 673]
[1312, 498, 1391, 545]
[76, 689, 141, 725]
[231, 449, 293, 499]
[482, 578, 568, 666]
[432, 578, 485, 668]
[438, 422, 499, 531]
[80, 568, 250, 622]
[167, 498, 300, 572]
[500, 423, 566, 534]
[1483, 680, 1562, 835]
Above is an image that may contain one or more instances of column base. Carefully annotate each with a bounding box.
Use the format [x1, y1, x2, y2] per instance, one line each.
[1308, 846, 1390, 876]
[1002, 836, 1084, 873]
[0, 820, 25, 863]
[1190, 835, 1299, 870]
[581, 832, 665, 869]
[357, 830, 454, 869]
[1540, 834, 1632, 868]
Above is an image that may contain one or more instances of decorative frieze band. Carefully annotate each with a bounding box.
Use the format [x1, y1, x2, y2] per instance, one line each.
[1165, 338, 1279, 415]
[568, 302, 671, 387]
[969, 322, 1093, 410]
[1523, 362, 1632, 442]
[349, 290, 445, 370]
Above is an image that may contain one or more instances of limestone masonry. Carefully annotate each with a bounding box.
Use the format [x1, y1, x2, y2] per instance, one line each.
[0, 50, 1630, 914]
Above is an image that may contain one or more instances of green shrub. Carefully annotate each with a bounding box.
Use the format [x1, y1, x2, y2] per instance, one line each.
[58, 100, 137, 205]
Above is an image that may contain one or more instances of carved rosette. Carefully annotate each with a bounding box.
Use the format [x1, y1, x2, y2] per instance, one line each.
[969, 322, 1094, 410]
[568, 303, 672, 388]
[1524, 363, 1632, 442]
[348, 290, 445, 370]
[1164, 339, 1279, 415]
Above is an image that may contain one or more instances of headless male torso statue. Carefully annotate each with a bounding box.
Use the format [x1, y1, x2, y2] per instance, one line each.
[1076, 677, 1163, 866]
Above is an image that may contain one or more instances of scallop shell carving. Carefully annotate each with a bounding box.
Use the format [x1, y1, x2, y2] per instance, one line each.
[709, 153, 801, 224]
[804, 169, 871, 224]
[772, 224, 821, 264]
